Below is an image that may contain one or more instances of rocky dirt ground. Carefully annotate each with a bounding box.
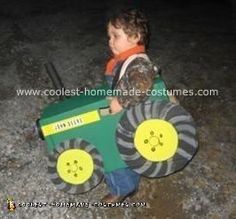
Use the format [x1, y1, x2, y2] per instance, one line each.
[0, 0, 235, 218]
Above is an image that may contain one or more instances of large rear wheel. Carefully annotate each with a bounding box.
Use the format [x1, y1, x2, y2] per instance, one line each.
[116, 100, 198, 177]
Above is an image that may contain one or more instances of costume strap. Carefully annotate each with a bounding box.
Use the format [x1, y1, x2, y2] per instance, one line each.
[118, 53, 150, 81]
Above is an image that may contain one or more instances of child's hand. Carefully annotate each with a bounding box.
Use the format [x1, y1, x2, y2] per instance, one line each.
[110, 97, 123, 114]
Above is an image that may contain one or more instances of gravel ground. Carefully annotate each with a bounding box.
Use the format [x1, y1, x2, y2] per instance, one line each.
[0, 0, 235, 218]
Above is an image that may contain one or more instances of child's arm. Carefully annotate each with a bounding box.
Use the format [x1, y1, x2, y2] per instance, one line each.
[110, 97, 123, 114]
[115, 58, 158, 109]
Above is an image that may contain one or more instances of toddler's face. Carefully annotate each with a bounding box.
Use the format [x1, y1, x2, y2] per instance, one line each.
[107, 22, 140, 56]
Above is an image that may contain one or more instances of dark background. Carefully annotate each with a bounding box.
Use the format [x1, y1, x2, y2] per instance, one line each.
[0, 0, 235, 218]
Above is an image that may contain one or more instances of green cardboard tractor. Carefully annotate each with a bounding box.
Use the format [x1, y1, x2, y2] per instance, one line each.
[37, 62, 198, 194]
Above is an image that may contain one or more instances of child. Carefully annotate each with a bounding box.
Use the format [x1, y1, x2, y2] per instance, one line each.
[102, 9, 158, 203]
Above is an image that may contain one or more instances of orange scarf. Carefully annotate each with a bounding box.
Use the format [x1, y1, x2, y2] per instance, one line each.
[105, 45, 145, 75]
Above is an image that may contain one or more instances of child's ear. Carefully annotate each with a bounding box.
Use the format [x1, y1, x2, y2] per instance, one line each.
[134, 33, 141, 44]
[136, 33, 141, 42]
[129, 33, 141, 44]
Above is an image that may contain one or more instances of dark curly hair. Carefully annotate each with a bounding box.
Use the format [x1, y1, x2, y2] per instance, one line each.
[109, 9, 150, 47]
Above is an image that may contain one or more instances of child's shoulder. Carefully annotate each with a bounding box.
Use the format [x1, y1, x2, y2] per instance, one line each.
[125, 54, 159, 75]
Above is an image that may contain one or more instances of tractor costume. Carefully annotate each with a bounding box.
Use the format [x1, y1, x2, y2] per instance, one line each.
[37, 52, 198, 195]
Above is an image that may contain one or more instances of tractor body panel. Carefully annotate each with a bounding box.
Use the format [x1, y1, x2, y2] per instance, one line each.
[39, 76, 168, 173]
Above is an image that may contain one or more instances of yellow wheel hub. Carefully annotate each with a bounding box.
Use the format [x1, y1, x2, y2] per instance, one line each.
[57, 149, 94, 185]
[134, 119, 178, 161]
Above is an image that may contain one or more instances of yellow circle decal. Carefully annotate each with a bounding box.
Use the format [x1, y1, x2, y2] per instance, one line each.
[134, 119, 178, 161]
[57, 149, 94, 185]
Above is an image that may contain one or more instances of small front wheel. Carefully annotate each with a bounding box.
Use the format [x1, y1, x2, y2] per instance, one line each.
[47, 138, 104, 194]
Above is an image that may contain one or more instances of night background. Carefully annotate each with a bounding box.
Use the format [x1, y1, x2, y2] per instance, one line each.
[0, 0, 235, 218]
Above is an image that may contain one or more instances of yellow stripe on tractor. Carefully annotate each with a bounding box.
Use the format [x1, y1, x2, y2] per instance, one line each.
[41, 110, 100, 137]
